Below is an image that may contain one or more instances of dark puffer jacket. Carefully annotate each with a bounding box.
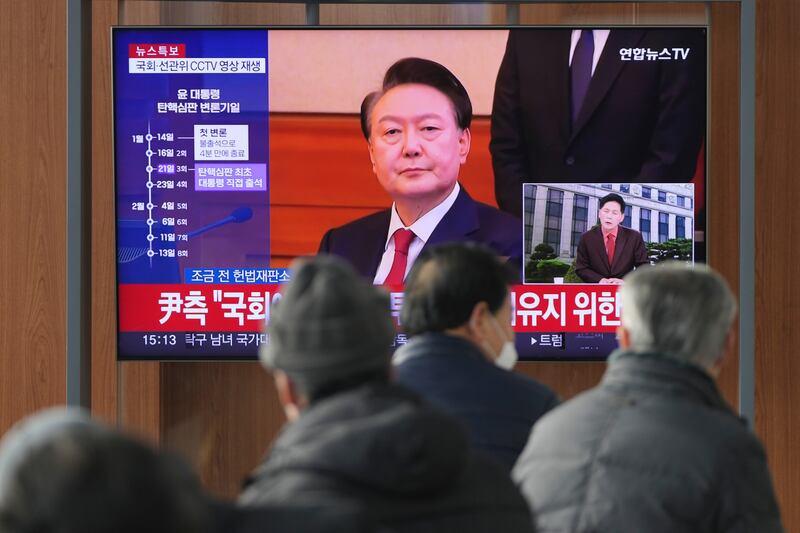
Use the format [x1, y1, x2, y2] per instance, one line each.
[394, 333, 558, 470]
[212, 501, 374, 533]
[239, 382, 534, 533]
[512, 351, 783, 533]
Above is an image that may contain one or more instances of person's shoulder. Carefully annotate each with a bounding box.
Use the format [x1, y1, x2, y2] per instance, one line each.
[472, 198, 522, 232]
[577, 225, 602, 246]
[597, 368, 756, 458]
[619, 225, 643, 237]
[328, 209, 391, 236]
[221, 501, 374, 533]
[650, 398, 770, 478]
[691, 403, 765, 455]
[395, 335, 488, 375]
[496, 367, 558, 405]
[320, 209, 391, 248]
[583, 225, 601, 237]
[528, 384, 609, 434]
[454, 450, 534, 528]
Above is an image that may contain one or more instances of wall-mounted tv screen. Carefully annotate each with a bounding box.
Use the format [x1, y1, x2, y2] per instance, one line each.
[113, 27, 707, 361]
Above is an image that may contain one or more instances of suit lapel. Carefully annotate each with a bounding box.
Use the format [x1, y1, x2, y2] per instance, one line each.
[426, 186, 480, 247]
[356, 211, 392, 279]
[610, 227, 630, 272]
[571, 29, 647, 141]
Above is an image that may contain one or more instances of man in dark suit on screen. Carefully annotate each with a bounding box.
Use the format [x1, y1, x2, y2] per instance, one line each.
[575, 193, 649, 284]
[318, 57, 521, 284]
[490, 28, 706, 218]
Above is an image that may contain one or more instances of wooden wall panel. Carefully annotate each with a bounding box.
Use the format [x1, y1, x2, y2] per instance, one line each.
[0, 0, 67, 432]
[520, 3, 635, 24]
[119, 362, 163, 442]
[120, 0, 304, 25]
[321, 4, 506, 25]
[707, 3, 740, 412]
[756, 0, 800, 530]
[91, 0, 120, 424]
[520, 3, 707, 26]
[118, 0, 162, 25]
[159, 2, 304, 25]
[634, 3, 707, 24]
[161, 362, 285, 499]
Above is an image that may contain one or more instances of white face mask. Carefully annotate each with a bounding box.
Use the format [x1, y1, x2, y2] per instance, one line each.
[486, 314, 518, 370]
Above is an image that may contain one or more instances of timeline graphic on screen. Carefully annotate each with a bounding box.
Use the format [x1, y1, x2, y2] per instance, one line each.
[113, 27, 707, 360]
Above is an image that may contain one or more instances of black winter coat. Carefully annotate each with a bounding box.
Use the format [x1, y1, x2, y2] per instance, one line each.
[212, 501, 374, 533]
[512, 351, 783, 533]
[240, 382, 535, 533]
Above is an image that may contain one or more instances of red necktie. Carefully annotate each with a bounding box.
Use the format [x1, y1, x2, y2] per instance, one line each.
[606, 233, 616, 265]
[384, 229, 415, 286]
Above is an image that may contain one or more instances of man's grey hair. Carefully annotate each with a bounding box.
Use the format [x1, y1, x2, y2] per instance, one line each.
[620, 262, 737, 369]
[0, 408, 211, 533]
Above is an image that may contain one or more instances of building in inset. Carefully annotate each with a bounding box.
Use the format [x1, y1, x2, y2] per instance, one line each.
[522, 183, 695, 260]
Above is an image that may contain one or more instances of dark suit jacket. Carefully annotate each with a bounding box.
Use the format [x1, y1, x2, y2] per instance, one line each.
[318, 186, 522, 280]
[575, 225, 649, 283]
[490, 28, 706, 217]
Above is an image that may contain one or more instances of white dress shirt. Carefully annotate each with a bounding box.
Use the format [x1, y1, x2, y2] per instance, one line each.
[373, 183, 461, 284]
[569, 29, 611, 75]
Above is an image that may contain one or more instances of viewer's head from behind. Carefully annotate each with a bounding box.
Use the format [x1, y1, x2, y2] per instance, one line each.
[261, 255, 395, 419]
[360, 58, 472, 221]
[0, 408, 211, 533]
[598, 193, 626, 232]
[401, 243, 518, 369]
[618, 262, 737, 373]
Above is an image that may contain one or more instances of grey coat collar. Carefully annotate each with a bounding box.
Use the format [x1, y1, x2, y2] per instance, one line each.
[603, 350, 737, 419]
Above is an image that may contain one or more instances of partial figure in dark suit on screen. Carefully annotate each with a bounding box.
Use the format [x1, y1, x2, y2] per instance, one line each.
[575, 193, 649, 284]
[490, 28, 706, 218]
[319, 57, 522, 283]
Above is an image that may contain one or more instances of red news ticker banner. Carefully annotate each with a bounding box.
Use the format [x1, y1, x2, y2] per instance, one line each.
[128, 44, 187, 58]
[119, 284, 621, 333]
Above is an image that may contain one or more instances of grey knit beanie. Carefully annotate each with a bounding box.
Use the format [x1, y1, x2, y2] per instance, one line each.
[260, 255, 395, 379]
